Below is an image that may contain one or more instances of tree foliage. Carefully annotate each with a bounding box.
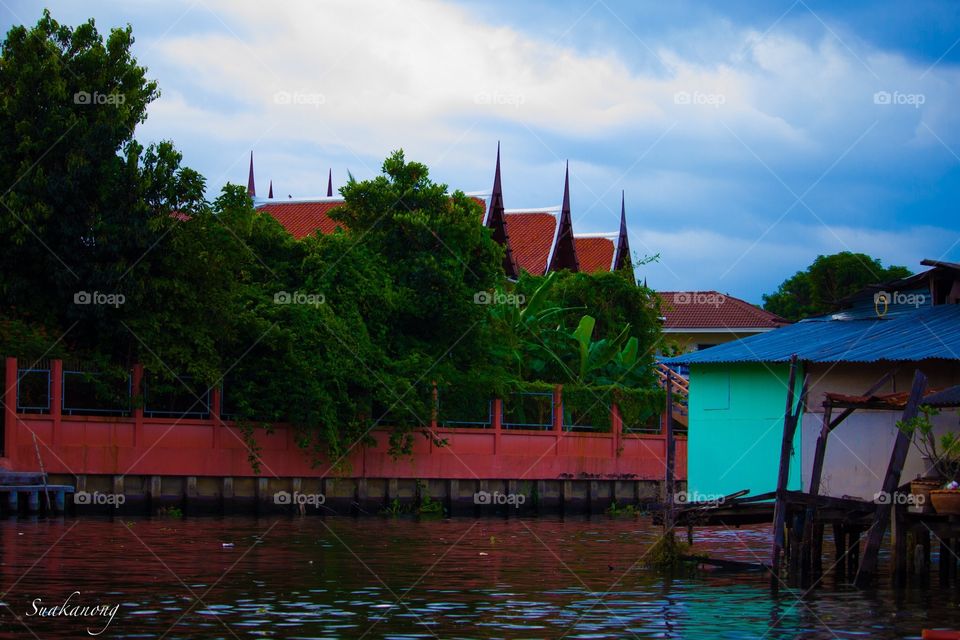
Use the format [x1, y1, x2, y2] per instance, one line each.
[762, 252, 912, 321]
[0, 11, 666, 467]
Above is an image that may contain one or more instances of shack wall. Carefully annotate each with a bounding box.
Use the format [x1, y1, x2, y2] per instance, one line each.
[687, 362, 802, 497]
[800, 362, 960, 500]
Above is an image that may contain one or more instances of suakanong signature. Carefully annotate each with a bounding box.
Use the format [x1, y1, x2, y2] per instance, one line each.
[26, 591, 119, 636]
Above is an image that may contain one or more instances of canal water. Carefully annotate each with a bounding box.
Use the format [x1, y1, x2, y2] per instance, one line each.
[0, 515, 957, 639]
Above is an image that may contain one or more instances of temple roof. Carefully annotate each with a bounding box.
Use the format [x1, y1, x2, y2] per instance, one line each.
[248, 149, 633, 279]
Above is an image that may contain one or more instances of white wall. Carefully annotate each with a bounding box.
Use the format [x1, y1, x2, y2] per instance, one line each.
[799, 362, 960, 499]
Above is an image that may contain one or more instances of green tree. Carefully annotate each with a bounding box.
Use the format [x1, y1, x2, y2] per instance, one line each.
[0, 11, 209, 364]
[762, 252, 912, 321]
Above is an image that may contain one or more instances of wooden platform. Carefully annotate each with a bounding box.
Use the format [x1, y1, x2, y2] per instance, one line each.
[0, 470, 74, 514]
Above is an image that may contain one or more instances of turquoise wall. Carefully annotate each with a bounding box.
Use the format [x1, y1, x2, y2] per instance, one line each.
[687, 362, 803, 498]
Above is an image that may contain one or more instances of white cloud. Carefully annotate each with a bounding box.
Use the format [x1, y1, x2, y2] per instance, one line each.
[122, 0, 960, 297]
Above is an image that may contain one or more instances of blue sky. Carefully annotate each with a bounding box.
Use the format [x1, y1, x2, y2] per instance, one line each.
[3, 1, 959, 303]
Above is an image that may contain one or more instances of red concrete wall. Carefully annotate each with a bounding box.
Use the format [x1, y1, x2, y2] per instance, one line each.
[2, 358, 686, 481]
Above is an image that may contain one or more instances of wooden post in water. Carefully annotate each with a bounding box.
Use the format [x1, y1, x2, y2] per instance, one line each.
[664, 370, 676, 532]
[834, 523, 847, 581]
[847, 527, 861, 576]
[855, 369, 928, 587]
[892, 501, 907, 586]
[770, 355, 799, 590]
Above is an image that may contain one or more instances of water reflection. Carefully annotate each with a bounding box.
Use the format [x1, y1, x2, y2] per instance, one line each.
[0, 515, 956, 638]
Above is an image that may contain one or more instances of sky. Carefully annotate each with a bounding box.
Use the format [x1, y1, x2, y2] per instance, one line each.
[2, 0, 959, 304]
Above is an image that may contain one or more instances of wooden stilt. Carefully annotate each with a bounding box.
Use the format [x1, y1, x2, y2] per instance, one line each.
[789, 512, 803, 584]
[846, 526, 858, 576]
[812, 523, 824, 578]
[834, 523, 847, 581]
[855, 370, 928, 586]
[893, 503, 907, 586]
[665, 371, 676, 532]
[770, 356, 802, 591]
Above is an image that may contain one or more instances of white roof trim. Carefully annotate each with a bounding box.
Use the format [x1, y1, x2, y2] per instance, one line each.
[574, 231, 618, 239]
[543, 213, 562, 275]
[662, 327, 779, 334]
[254, 195, 344, 206]
[504, 206, 561, 214]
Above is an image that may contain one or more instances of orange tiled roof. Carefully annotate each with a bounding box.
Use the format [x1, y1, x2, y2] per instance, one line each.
[657, 291, 790, 330]
[575, 237, 616, 273]
[504, 212, 557, 276]
[257, 200, 344, 239]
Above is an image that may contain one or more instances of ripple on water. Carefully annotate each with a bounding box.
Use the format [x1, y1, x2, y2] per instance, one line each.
[0, 516, 955, 639]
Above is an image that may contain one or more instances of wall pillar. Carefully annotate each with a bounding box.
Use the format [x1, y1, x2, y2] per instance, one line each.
[492, 398, 502, 455]
[132, 364, 144, 448]
[553, 385, 563, 455]
[4, 357, 17, 462]
[51, 359, 62, 446]
[210, 385, 222, 450]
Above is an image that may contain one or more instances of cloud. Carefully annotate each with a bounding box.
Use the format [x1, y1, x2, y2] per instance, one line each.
[120, 0, 960, 298]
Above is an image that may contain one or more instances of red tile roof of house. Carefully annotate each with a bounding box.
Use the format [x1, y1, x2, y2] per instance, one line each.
[575, 236, 616, 273]
[504, 212, 558, 275]
[657, 291, 790, 329]
[257, 200, 344, 239]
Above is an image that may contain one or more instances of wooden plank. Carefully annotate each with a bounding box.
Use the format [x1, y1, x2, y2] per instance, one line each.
[0, 471, 45, 485]
[682, 555, 767, 572]
[665, 370, 676, 531]
[826, 371, 896, 431]
[855, 369, 928, 586]
[770, 355, 800, 590]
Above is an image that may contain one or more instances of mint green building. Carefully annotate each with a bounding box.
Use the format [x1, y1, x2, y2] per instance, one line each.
[685, 362, 803, 498]
[667, 297, 960, 500]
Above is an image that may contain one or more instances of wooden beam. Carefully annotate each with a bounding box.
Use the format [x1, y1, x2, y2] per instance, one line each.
[665, 370, 676, 531]
[826, 371, 897, 432]
[770, 355, 799, 590]
[855, 369, 928, 587]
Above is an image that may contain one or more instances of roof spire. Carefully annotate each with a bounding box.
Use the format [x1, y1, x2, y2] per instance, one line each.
[247, 151, 256, 197]
[548, 161, 580, 273]
[613, 190, 632, 274]
[326, 169, 333, 197]
[268, 180, 274, 199]
[486, 142, 518, 278]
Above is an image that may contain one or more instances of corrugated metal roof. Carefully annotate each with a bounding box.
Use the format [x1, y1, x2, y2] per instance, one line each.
[664, 304, 960, 365]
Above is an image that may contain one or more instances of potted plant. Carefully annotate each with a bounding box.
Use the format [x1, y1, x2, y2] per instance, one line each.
[898, 406, 960, 514]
